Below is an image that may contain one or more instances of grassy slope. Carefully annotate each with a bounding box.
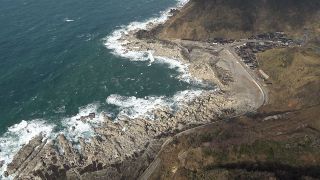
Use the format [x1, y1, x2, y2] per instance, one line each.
[258, 40, 320, 112]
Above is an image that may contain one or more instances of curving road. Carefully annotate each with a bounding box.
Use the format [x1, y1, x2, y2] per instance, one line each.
[139, 40, 269, 179]
[226, 44, 268, 107]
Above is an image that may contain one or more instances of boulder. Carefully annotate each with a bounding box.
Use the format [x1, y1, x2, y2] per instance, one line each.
[6, 135, 43, 175]
[0, 160, 4, 168]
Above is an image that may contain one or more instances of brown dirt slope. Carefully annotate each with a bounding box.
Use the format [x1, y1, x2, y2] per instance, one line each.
[143, 1, 320, 179]
[158, 0, 320, 40]
[147, 105, 320, 180]
[143, 39, 320, 178]
[146, 37, 320, 180]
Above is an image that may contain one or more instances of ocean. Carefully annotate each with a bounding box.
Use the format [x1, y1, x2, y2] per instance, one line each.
[0, 0, 202, 177]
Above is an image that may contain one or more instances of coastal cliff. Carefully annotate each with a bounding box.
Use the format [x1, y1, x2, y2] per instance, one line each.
[158, 0, 320, 40]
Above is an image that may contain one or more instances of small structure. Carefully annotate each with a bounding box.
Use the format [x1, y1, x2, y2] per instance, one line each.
[259, 69, 270, 80]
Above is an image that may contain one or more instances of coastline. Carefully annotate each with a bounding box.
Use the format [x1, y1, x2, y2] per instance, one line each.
[1, 0, 266, 179]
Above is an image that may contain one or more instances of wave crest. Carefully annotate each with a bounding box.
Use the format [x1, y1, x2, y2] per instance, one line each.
[106, 89, 202, 120]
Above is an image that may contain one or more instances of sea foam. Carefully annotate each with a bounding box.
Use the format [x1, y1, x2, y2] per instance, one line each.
[0, 120, 55, 179]
[155, 56, 193, 83]
[60, 103, 104, 144]
[0, 104, 105, 179]
[104, 0, 192, 82]
[103, 0, 205, 120]
[0, 1, 193, 178]
[106, 89, 203, 120]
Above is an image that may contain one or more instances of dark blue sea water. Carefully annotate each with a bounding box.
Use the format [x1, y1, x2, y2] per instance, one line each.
[0, 0, 200, 176]
[0, 0, 196, 133]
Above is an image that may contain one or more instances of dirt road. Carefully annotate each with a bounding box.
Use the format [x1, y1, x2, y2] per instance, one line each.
[139, 40, 269, 179]
[178, 39, 268, 109]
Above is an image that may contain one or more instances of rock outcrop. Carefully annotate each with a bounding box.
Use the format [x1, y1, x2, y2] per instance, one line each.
[6, 89, 248, 179]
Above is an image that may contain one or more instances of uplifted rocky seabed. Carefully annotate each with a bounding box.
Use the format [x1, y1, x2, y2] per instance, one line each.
[3, 7, 260, 180]
[4, 42, 253, 180]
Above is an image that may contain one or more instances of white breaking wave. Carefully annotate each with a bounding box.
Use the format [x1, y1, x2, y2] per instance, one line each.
[60, 103, 104, 144]
[104, 0, 192, 82]
[155, 56, 193, 83]
[147, 50, 155, 65]
[102, 0, 205, 121]
[64, 18, 75, 22]
[0, 120, 55, 179]
[106, 89, 203, 120]
[177, 0, 190, 7]
[0, 104, 105, 179]
[106, 94, 166, 119]
[0, 1, 194, 178]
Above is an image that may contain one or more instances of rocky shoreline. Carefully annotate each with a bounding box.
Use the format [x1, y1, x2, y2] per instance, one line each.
[5, 90, 249, 179]
[3, 8, 264, 180]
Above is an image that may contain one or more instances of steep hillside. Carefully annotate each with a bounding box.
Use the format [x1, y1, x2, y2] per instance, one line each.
[158, 0, 320, 40]
[143, 40, 320, 180]
[143, 1, 320, 179]
[145, 105, 320, 180]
